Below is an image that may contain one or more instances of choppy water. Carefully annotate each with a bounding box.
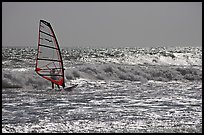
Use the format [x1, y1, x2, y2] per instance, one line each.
[2, 46, 202, 68]
[2, 46, 202, 133]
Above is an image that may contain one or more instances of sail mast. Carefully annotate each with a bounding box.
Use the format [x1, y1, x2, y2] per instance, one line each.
[48, 21, 65, 88]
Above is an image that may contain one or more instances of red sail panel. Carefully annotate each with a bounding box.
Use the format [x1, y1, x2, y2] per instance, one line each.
[35, 20, 65, 87]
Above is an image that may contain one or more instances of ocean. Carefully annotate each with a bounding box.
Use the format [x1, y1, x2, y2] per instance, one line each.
[2, 46, 202, 133]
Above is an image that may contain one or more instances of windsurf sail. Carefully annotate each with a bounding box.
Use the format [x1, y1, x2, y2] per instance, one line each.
[35, 20, 65, 88]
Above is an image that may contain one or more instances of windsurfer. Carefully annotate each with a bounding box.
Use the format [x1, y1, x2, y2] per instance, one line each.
[50, 69, 60, 89]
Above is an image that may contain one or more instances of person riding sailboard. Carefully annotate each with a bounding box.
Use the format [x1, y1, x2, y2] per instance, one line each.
[35, 19, 77, 91]
[50, 68, 60, 89]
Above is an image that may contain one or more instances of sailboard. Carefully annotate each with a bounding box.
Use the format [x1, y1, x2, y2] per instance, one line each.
[63, 84, 78, 91]
[35, 20, 66, 88]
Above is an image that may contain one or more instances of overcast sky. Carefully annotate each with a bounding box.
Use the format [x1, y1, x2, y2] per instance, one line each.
[2, 2, 202, 48]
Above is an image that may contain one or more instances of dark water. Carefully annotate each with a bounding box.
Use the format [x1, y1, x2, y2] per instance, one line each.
[2, 80, 202, 133]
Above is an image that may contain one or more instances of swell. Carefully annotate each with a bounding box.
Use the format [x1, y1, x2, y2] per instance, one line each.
[66, 64, 202, 82]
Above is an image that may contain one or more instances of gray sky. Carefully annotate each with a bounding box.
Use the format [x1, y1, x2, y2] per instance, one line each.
[2, 2, 202, 48]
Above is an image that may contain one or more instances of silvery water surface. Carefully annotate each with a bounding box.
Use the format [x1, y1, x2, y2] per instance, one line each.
[2, 46, 202, 133]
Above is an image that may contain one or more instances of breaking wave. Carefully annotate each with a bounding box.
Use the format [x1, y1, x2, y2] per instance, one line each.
[2, 64, 202, 89]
